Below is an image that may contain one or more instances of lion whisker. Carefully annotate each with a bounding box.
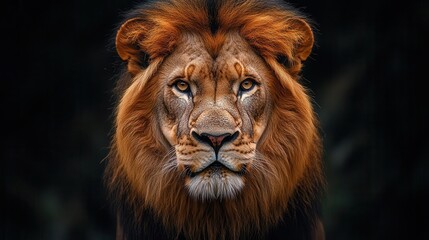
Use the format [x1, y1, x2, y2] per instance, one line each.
[159, 147, 178, 175]
[251, 152, 283, 183]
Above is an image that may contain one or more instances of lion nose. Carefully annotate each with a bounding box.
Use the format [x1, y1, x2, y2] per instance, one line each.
[192, 131, 239, 154]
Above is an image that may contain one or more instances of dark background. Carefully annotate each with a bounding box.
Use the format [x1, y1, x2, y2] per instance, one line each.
[3, 0, 428, 239]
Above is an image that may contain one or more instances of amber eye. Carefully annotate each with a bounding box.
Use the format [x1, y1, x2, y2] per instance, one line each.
[239, 79, 256, 92]
[174, 80, 190, 93]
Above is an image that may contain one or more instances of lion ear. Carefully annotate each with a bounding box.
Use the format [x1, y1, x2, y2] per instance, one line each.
[276, 18, 314, 75]
[115, 18, 151, 75]
[289, 18, 314, 62]
[242, 16, 314, 76]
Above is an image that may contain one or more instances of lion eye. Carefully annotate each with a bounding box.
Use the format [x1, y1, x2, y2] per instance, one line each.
[174, 80, 190, 93]
[239, 79, 256, 92]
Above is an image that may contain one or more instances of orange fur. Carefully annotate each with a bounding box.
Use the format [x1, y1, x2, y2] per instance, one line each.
[116, 0, 313, 77]
[107, 1, 323, 239]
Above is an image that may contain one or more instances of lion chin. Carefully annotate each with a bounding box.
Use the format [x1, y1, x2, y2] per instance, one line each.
[185, 163, 245, 200]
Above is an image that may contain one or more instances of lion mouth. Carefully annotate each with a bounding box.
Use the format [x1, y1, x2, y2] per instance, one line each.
[185, 161, 247, 178]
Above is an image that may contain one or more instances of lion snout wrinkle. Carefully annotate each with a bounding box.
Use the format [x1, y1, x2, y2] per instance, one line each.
[192, 109, 238, 136]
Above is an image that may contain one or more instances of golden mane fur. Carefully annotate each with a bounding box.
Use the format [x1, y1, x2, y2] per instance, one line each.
[106, 0, 324, 239]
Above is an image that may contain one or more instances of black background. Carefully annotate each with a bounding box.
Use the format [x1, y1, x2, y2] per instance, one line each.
[3, 0, 428, 239]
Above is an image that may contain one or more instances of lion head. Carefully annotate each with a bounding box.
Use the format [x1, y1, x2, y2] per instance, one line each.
[106, 0, 324, 239]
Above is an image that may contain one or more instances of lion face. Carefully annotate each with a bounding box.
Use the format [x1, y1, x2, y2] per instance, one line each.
[158, 32, 271, 200]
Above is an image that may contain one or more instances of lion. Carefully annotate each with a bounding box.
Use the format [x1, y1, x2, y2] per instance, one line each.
[105, 0, 325, 239]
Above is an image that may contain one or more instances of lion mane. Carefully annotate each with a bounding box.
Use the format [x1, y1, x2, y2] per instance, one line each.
[105, 0, 325, 239]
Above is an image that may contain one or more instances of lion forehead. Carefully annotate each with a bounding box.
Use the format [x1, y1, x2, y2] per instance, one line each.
[162, 32, 269, 85]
